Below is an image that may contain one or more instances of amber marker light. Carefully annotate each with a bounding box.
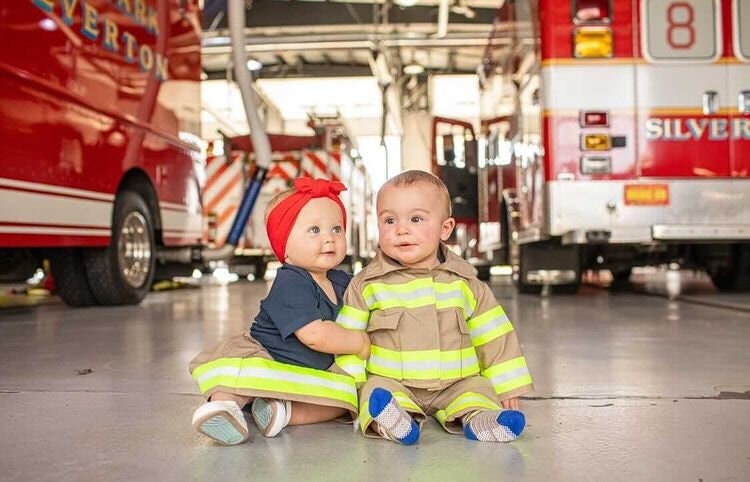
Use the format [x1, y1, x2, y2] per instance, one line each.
[581, 133, 611, 151]
[573, 27, 613, 58]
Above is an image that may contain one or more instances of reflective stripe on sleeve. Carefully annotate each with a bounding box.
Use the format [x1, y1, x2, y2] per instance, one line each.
[192, 357, 358, 409]
[334, 354, 367, 383]
[336, 305, 369, 331]
[481, 356, 533, 395]
[467, 305, 513, 347]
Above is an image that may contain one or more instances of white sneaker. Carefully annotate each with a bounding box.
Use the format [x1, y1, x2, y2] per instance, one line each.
[192, 400, 249, 445]
[251, 398, 292, 437]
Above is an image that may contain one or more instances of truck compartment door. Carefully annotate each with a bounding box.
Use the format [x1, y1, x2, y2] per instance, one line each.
[636, 0, 731, 177]
[730, 0, 750, 175]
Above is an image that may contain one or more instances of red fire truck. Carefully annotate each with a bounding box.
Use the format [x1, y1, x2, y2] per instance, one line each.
[471, 0, 750, 293]
[0, 0, 204, 305]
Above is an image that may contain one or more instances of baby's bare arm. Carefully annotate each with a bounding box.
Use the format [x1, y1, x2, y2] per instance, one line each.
[295, 319, 369, 358]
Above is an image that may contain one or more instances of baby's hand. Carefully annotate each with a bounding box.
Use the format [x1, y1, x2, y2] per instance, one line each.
[501, 397, 520, 410]
[356, 332, 371, 360]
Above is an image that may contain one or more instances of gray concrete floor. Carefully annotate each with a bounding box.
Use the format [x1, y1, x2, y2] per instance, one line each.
[1, 276, 749, 482]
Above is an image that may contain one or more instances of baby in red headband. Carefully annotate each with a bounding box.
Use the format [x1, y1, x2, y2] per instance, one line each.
[189, 178, 370, 445]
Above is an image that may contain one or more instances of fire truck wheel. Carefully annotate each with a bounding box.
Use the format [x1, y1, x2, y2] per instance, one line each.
[48, 249, 97, 307]
[708, 244, 750, 292]
[514, 243, 543, 295]
[610, 268, 633, 290]
[83, 191, 156, 305]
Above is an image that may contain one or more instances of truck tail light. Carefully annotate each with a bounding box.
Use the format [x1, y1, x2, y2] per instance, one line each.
[581, 133, 611, 151]
[580, 111, 609, 127]
[573, 0, 611, 23]
[581, 155, 612, 174]
[574, 27, 613, 58]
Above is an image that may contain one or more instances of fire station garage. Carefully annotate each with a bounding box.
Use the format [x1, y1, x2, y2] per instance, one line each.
[1, 0, 749, 480]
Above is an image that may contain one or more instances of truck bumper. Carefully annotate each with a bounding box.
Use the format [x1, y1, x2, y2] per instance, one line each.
[547, 179, 750, 244]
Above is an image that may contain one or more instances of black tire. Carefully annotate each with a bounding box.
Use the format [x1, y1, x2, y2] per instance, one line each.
[610, 268, 633, 291]
[48, 249, 97, 307]
[708, 244, 750, 291]
[514, 243, 543, 294]
[83, 191, 156, 305]
[514, 240, 581, 295]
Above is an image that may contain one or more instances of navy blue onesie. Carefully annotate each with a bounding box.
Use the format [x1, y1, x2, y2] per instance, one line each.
[250, 264, 352, 370]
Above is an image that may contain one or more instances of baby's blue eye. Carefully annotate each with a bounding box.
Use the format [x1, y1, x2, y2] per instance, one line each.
[308, 226, 320, 234]
[332, 225, 343, 234]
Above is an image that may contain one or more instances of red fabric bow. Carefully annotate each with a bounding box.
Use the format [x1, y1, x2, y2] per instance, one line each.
[294, 177, 346, 197]
[266, 177, 348, 261]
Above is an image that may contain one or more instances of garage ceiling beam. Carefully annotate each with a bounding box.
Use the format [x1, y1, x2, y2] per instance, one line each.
[204, 64, 375, 80]
[202, 0, 496, 30]
[203, 31, 500, 54]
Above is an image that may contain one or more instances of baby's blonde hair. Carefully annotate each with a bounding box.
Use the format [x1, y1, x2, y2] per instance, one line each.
[379, 170, 452, 218]
[264, 187, 296, 224]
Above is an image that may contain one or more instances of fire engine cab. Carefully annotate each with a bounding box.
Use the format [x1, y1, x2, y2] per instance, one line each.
[471, 0, 750, 293]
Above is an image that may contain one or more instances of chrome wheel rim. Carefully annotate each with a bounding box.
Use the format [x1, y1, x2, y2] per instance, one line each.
[118, 211, 151, 288]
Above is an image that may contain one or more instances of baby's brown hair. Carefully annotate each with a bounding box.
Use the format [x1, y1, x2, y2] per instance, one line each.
[379, 170, 452, 218]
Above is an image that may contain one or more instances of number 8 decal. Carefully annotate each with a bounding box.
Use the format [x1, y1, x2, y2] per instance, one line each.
[667, 2, 696, 49]
[642, 0, 720, 62]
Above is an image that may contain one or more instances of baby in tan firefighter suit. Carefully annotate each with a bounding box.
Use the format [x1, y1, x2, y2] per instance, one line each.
[189, 178, 369, 445]
[335, 170, 533, 444]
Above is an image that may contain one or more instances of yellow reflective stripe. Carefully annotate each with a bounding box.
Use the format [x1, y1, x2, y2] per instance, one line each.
[362, 278, 435, 311]
[363, 278, 433, 298]
[359, 404, 372, 431]
[334, 355, 367, 383]
[472, 321, 513, 347]
[359, 391, 422, 432]
[192, 357, 357, 408]
[492, 373, 533, 394]
[434, 280, 477, 316]
[392, 391, 419, 410]
[481, 356, 533, 395]
[434, 392, 500, 425]
[367, 345, 480, 380]
[368, 295, 434, 311]
[336, 305, 369, 331]
[467, 306, 514, 347]
[362, 278, 478, 314]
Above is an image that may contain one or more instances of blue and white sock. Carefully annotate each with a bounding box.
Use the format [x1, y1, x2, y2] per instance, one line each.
[368, 388, 420, 445]
[463, 409, 525, 442]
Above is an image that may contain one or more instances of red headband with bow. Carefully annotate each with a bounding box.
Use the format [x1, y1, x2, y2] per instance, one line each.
[266, 177, 347, 261]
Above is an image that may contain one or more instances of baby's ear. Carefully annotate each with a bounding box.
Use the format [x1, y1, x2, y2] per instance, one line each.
[440, 217, 456, 241]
